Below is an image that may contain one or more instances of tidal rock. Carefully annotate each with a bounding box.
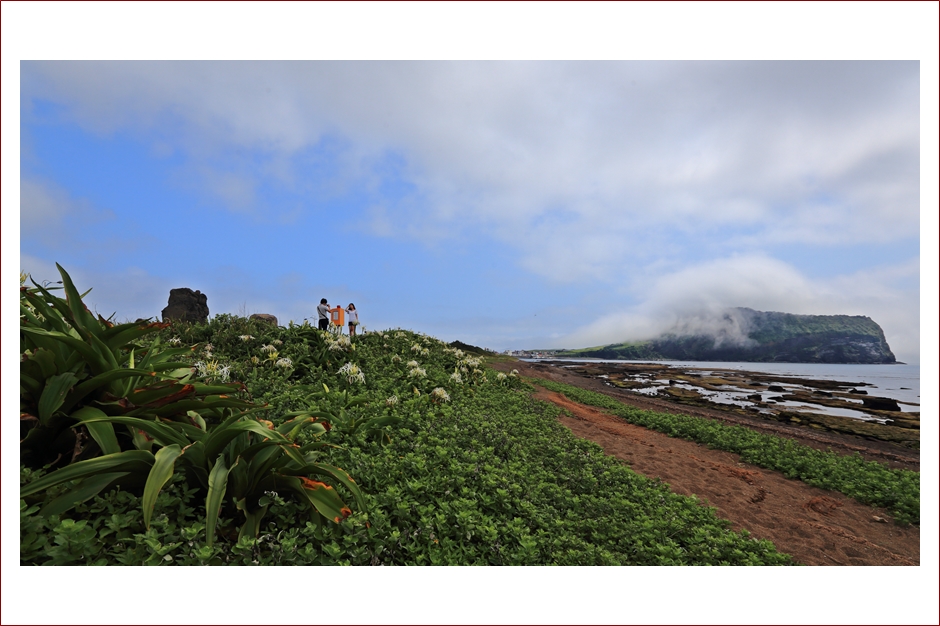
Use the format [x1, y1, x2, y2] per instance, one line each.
[161, 288, 209, 324]
[862, 396, 901, 412]
[747, 393, 762, 402]
[768, 385, 786, 392]
[849, 388, 868, 395]
[250, 313, 278, 326]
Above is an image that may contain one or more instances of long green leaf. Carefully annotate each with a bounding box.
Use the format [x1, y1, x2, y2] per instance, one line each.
[142, 398, 254, 418]
[67, 368, 160, 406]
[39, 472, 128, 517]
[73, 406, 121, 455]
[285, 475, 350, 523]
[292, 462, 365, 510]
[127, 380, 192, 407]
[203, 420, 288, 460]
[21, 332, 70, 374]
[20, 327, 110, 375]
[20, 450, 155, 498]
[88, 331, 120, 371]
[244, 444, 284, 493]
[143, 445, 183, 529]
[38, 373, 78, 424]
[235, 500, 270, 542]
[30, 348, 59, 380]
[20, 372, 42, 396]
[102, 323, 167, 351]
[180, 440, 207, 469]
[206, 456, 235, 548]
[57, 262, 98, 340]
[228, 456, 249, 499]
[80, 415, 190, 448]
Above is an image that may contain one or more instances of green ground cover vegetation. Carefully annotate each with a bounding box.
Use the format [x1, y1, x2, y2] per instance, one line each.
[20, 267, 804, 565]
[534, 380, 919, 525]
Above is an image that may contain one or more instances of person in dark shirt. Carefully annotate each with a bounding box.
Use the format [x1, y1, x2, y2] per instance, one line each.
[317, 298, 330, 331]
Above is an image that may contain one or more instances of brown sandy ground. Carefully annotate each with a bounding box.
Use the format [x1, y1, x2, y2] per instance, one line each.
[492, 360, 920, 566]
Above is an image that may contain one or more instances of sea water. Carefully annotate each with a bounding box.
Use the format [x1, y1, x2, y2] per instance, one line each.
[526, 359, 920, 408]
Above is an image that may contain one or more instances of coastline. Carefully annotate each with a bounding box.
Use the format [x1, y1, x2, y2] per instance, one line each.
[512, 358, 920, 467]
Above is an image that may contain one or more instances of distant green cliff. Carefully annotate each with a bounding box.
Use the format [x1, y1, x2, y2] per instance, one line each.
[560, 308, 897, 364]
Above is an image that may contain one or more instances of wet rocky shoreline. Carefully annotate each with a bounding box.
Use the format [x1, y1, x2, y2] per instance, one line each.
[541, 360, 920, 450]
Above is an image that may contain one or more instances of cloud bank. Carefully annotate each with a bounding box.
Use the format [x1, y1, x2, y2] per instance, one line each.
[22, 61, 919, 282]
[559, 255, 920, 361]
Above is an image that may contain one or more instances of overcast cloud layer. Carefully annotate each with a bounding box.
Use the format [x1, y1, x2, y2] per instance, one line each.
[17, 60, 924, 360]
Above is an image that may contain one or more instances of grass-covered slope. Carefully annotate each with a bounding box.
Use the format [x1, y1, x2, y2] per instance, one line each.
[559, 308, 897, 363]
[21, 312, 793, 565]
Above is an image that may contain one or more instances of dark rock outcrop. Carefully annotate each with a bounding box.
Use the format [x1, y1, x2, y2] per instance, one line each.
[862, 397, 902, 412]
[161, 288, 209, 324]
[250, 313, 278, 326]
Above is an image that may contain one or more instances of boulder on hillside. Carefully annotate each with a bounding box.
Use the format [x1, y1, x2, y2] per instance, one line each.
[250, 313, 278, 326]
[161, 288, 209, 324]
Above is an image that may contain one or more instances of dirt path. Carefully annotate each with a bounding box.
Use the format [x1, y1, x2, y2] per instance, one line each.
[493, 360, 920, 566]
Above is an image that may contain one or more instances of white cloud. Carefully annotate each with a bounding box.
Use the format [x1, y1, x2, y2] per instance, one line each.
[20, 61, 920, 266]
[558, 255, 921, 362]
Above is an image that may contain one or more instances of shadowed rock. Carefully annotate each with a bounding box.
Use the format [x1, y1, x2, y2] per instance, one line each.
[250, 313, 278, 326]
[862, 396, 902, 412]
[161, 288, 209, 324]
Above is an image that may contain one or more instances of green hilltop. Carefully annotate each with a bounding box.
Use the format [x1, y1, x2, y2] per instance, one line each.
[558, 308, 896, 364]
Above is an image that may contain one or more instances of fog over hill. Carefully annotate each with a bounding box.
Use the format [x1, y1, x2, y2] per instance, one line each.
[559, 307, 897, 364]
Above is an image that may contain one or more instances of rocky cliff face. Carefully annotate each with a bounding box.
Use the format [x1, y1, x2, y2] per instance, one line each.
[563, 308, 897, 364]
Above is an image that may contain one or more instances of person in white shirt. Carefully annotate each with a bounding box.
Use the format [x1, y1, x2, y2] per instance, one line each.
[345, 303, 359, 337]
[317, 298, 330, 331]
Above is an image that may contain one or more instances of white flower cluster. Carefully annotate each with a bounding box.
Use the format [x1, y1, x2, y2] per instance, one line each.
[410, 343, 422, 353]
[272, 339, 283, 346]
[449, 371, 463, 384]
[395, 332, 405, 339]
[238, 335, 255, 342]
[430, 387, 450, 404]
[406, 360, 419, 368]
[168, 337, 182, 345]
[338, 362, 365, 385]
[391, 354, 402, 363]
[275, 357, 293, 368]
[496, 372, 507, 381]
[461, 356, 483, 369]
[261, 344, 278, 353]
[327, 334, 352, 352]
[193, 359, 231, 382]
[385, 395, 399, 406]
[408, 366, 427, 379]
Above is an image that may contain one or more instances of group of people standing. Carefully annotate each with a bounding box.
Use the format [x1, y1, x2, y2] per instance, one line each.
[316, 299, 360, 336]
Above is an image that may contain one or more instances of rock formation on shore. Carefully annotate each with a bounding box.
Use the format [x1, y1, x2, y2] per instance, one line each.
[560, 308, 897, 364]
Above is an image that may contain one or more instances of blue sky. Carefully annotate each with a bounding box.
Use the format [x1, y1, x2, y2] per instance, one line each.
[15, 56, 928, 362]
[3, 3, 939, 623]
